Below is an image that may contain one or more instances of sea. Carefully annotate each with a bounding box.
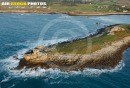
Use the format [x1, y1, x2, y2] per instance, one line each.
[0, 13, 130, 88]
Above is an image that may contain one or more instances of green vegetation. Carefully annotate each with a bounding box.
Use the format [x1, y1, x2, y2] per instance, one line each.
[46, 0, 130, 13]
[121, 24, 130, 30]
[54, 25, 130, 54]
[49, 4, 97, 12]
[48, 3, 130, 13]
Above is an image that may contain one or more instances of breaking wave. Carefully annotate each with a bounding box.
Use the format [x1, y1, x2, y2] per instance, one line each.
[0, 37, 125, 80]
[0, 77, 11, 84]
[0, 48, 125, 79]
[3, 38, 68, 48]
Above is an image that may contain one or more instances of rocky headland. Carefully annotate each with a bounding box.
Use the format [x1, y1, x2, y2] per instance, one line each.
[15, 24, 130, 71]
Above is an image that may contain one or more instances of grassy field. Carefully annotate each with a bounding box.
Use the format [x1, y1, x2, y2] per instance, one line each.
[54, 25, 130, 54]
[48, 3, 130, 13]
[49, 4, 97, 12]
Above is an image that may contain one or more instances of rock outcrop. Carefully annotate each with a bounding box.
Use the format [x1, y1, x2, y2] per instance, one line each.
[108, 26, 126, 35]
[15, 25, 130, 71]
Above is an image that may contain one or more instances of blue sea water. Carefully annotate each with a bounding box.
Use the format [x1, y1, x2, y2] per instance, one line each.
[0, 13, 130, 88]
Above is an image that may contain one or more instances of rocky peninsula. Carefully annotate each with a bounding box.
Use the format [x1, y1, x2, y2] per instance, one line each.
[15, 24, 130, 71]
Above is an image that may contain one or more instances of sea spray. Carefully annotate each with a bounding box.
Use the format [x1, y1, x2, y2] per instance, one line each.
[0, 51, 125, 78]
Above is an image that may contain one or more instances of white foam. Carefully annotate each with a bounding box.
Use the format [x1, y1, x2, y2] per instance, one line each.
[0, 48, 29, 72]
[4, 38, 68, 48]
[37, 38, 68, 46]
[8, 84, 15, 88]
[59, 15, 71, 19]
[0, 44, 125, 78]
[0, 76, 11, 83]
[1, 56, 124, 79]
[0, 42, 125, 79]
[82, 60, 125, 76]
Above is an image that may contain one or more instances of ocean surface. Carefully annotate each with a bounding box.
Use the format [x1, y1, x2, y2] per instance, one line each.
[0, 13, 130, 88]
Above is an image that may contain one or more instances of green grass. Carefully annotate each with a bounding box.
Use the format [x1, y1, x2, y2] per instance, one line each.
[96, 1, 115, 5]
[50, 4, 97, 12]
[54, 25, 130, 54]
[49, 4, 107, 12]
[48, 3, 129, 13]
[48, 3, 130, 13]
[121, 25, 130, 30]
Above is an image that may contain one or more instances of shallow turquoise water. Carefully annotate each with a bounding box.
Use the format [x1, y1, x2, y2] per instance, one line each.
[0, 13, 130, 88]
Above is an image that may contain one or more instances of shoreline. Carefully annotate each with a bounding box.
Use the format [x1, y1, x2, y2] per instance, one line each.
[0, 10, 130, 16]
[17, 37, 130, 71]
[15, 25, 130, 71]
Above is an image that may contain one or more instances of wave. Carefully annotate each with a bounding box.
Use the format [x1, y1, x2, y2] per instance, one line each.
[0, 77, 11, 84]
[12, 60, 125, 78]
[82, 60, 125, 76]
[0, 51, 125, 79]
[0, 44, 125, 87]
[0, 38, 125, 79]
[37, 38, 69, 46]
[8, 84, 15, 88]
[3, 38, 68, 48]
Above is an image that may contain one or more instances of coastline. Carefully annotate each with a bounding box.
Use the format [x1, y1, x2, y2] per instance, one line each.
[16, 37, 130, 71]
[15, 25, 130, 71]
[0, 10, 130, 16]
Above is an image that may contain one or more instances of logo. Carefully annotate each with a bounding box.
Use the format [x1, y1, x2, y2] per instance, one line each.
[1, 2, 46, 6]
